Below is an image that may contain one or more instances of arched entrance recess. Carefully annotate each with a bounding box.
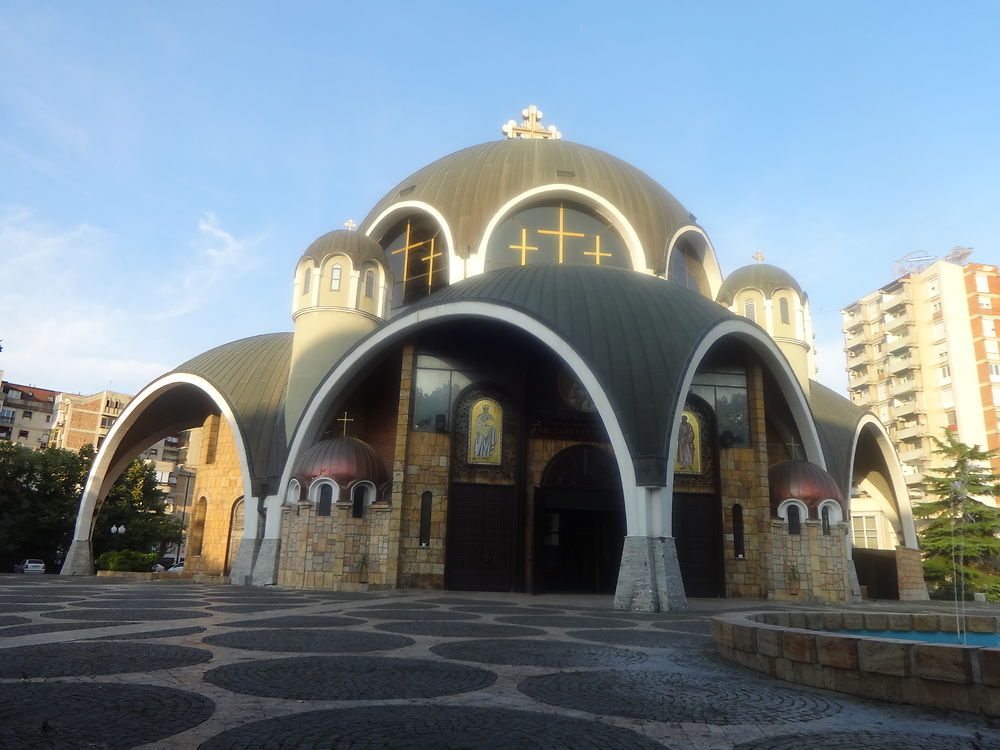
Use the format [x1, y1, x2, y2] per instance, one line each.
[535, 445, 624, 593]
[224, 498, 245, 575]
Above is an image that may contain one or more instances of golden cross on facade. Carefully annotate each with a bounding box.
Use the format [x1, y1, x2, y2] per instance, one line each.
[509, 228, 539, 265]
[501, 105, 562, 140]
[344, 219, 357, 231]
[584, 235, 612, 265]
[752, 250, 765, 263]
[420, 237, 443, 291]
[391, 221, 429, 282]
[337, 411, 354, 436]
[538, 205, 584, 263]
[785, 437, 801, 458]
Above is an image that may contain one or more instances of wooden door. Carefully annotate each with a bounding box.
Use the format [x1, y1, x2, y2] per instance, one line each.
[672, 492, 723, 597]
[445, 483, 515, 591]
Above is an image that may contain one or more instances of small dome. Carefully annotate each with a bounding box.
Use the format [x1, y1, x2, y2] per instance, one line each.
[292, 436, 389, 490]
[717, 263, 803, 306]
[769, 459, 842, 514]
[300, 229, 387, 267]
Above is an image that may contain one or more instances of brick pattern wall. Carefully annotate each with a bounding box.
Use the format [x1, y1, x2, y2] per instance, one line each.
[895, 545, 930, 600]
[768, 519, 853, 601]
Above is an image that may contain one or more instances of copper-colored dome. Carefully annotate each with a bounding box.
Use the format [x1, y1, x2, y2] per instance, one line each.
[292, 437, 389, 490]
[768, 459, 842, 515]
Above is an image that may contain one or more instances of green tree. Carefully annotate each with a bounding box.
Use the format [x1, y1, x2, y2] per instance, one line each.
[914, 431, 1000, 602]
[92, 458, 180, 560]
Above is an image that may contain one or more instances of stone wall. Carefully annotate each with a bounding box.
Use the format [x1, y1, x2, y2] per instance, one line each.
[896, 545, 931, 600]
[768, 519, 853, 602]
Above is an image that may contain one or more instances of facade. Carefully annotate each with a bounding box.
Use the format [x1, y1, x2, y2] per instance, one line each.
[843, 258, 1000, 508]
[50, 390, 132, 453]
[0, 375, 60, 449]
[62, 108, 926, 610]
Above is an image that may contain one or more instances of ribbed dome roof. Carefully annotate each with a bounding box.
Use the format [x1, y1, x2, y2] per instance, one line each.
[717, 263, 803, 305]
[300, 229, 387, 267]
[769, 459, 842, 512]
[292, 436, 389, 489]
[361, 138, 696, 273]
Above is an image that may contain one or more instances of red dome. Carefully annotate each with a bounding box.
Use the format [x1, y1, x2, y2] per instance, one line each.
[293, 437, 389, 490]
[768, 459, 842, 515]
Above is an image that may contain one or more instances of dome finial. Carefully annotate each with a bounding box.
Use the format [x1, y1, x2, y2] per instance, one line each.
[344, 219, 357, 231]
[501, 105, 562, 140]
[752, 250, 765, 263]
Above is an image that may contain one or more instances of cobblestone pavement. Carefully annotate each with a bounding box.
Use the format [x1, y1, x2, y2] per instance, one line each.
[0, 576, 998, 749]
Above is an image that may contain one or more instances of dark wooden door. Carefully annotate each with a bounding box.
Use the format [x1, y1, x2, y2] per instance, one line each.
[672, 492, 723, 597]
[445, 483, 515, 591]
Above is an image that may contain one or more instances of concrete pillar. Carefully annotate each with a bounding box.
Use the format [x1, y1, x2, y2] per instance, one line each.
[60, 539, 94, 576]
[613, 535, 687, 612]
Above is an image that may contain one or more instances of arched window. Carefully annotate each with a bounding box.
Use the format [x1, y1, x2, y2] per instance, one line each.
[351, 483, 373, 519]
[779, 297, 790, 325]
[732, 503, 745, 558]
[743, 298, 756, 322]
[317, 484, 333, 516]
[787, 504, 801, 535]
[302, 266, 312, 294]
[285, 480, 301, 505]
[777, 499, 808, 536]
[331, 264, 342, 291]
[364, 268, 376, 299]
[819, 500, 843, 536]
[419, 491, 432, 547]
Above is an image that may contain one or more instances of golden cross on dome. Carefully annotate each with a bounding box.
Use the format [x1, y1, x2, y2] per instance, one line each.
[337, 411, 354, 436]
[420, 236, 443, 291]
[501, 105, 562, 140]
[752, 250, 765, 263]
[538, 204, 584, 263]
[344, 219, 357, 231]
[391, 221, 429, 282]
[509, 227, 539, 265]
[584, 235, 612, 265]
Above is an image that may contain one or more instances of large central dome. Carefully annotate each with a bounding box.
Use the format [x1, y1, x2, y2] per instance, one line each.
[361, 138, 696, 273]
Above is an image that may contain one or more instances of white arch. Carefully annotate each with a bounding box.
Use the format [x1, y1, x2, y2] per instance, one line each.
[850, 414, 918, 548]
[363, 201, 461, 283]
[67, 373, 255, 549]
[777, 498, 810, 524]
[468, 185, 647, 275]
[665, 225, 723, 299]
[819, 499, 844, 528]
[307, 477, 339, 503]
[284, 478, 302, 505]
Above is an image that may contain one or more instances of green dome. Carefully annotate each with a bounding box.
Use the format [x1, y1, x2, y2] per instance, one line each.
[300, 229, 387, 267]
[716, 263, 803, 306]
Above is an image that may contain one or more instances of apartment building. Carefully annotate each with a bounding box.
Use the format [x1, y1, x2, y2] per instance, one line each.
[49, 390, 133, 453]
[0, 373, 61, 449]
[842, 256, 1000, 513]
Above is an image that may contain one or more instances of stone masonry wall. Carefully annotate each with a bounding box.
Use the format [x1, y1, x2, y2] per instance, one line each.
[768, 519, 853, 602]
[895, 545, 931, 600]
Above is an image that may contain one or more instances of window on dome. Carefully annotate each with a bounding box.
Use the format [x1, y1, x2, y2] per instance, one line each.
[743, 299, 756, 323]
[779, 297, 790, 325]
[331, 264, 342, 291]
[364, 269, 375, 299]
[787, 504, 801, 535]
[381, 216, 447, 306]
[485, 201, 630, 272]
[667, 242, 710, 296]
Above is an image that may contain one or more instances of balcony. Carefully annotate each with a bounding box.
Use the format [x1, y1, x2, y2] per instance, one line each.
[0, 415, 13, 425]
[887, 354, 914, 373]
[844, 330, 868, 349]
[898, 446, 925, 464]
[847, 370, 871, 388]
[892, 397, 921, 417]
[882, 291, 908, 311]
[885, 310, 913, 332]
[890, 376, 921, 397]
[894, 422, 924, 441]
[886, 333, 911, 353]
[903, 470, 925, 486]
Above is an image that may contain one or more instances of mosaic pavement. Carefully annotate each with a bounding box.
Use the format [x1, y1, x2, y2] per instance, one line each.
[0, 575, 998, 749]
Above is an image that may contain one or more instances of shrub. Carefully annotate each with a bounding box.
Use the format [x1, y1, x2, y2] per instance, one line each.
[95, 550, 159, 572]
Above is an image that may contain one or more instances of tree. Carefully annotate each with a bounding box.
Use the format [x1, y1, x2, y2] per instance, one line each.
[92, 458, 180, 560]
[914, 431, 1000, 602]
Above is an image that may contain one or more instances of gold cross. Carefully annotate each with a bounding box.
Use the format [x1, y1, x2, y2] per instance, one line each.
[538, 205, 584, 263]
[420, 236, 443, 291]
[344, 219, 357, 231]
[337, 411, 354, 436]
[785, 437, 800, 458]
[391, 221, 429, 282]
[583, 235, 612, 265]
[501, 105, 562, 140]
[509, 227, 539, 265]
[752, 250, 765, 263]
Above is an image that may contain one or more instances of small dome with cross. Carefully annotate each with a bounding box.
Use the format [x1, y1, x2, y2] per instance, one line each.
[292, 436, 389, 491]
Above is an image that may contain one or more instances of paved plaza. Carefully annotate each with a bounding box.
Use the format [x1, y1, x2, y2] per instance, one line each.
[0, 576, 998, 749]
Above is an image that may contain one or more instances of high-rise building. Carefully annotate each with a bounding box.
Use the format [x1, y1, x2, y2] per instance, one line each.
[842, 256, 1000, 512]
[0, 375, 61, 449]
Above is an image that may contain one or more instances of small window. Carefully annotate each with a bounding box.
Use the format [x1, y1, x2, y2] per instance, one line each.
[980, 296, 992, 310]
[22, 411, 32, 421]
[302, 266, 312, 294]
[938, 365, 951, 384]
[743, 298, 756, 323]
[821, 505, 831, 535]
[331, 264, 342, 291]
[317, 484, 333, 516]
[977, 274, 990, 293]
[364, 269, 376, 299]
[351, 484, 368, 518]
[983, 318, 996, 338]
[732, 504, 745, 558]
[18, 430, 28, 439]
[925, 276, 939, 297]
[787, 504, 801, 535]
[779, 297, 790, 325]
[419, 491, 433, 547]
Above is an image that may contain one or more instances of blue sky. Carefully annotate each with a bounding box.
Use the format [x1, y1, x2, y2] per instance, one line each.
[2, 1, 998, 397]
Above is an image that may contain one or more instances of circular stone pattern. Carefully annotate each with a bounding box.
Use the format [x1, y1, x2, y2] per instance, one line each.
[376, 621, 546, 639]
[40, 608, 212, 621]
[198, 704, 666, 750]
[0, 641, 213, 678]
[92, 626, 207, 641]
[222, 615, 365, 629]
[431, 638, 647, 667]
[68, 598, 204, 609]
[734, 731, 1000, 750]
[518, 670, 841, 724]
[203, 628, 414, 653]
[567, 629, 707, 650]
[203, 655, 496, 700]
[0, 682, 214, 749]
[496, 614, 637, 629]
[354, 609, 479, 621]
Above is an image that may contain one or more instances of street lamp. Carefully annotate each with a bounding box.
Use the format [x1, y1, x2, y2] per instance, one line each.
[110, 525, 125, 535]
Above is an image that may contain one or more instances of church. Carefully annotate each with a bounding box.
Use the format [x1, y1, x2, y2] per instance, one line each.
[62, 107, 927, 611]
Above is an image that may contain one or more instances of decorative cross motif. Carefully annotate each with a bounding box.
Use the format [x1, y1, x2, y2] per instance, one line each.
[501, 105, 562, 140]
[509, 227, 539, 265]
[785, 437, 801, 459]
[419, 236, 443, 291]
[583, 235, 612, 265]
[391, 221, 429, 282]
[752, 250, 765, 263]
[337, 411, 354, 436]
[344, 219, 357, 231]
[538, 205, 584, 263]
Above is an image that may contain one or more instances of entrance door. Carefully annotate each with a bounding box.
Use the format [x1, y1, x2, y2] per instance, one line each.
[672, 492, 723, 597]
[445, 483, 515, 591]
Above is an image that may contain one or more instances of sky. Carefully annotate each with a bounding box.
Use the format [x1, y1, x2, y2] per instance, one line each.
[2, 1, 999, 398]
